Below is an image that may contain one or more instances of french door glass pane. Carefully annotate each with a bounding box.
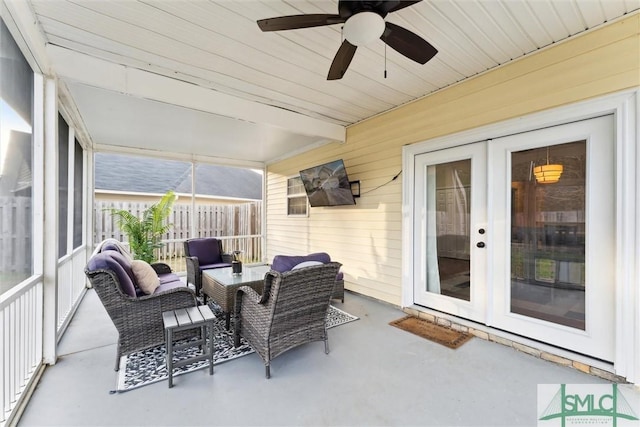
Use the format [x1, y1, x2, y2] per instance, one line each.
[426, 160, 471, 301]
[510, 141, 586, 330]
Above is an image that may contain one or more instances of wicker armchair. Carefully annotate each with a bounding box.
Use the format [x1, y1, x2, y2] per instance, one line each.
[184, 238, 233, 296]
[271, 252, 345, 303]
[234, 262, 342, 379]
[85, 251, 198, 370]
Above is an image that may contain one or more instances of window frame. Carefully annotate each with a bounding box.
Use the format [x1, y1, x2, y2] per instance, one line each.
[57, 114, 69, 258]
[286, 175, 308, 217]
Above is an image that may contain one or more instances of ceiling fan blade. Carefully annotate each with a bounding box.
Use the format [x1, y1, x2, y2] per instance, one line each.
[327, 40, 357, 80]
[380, 22, 437, 64]
[257, 14, 344, 32]
[380, 1, 423, 15]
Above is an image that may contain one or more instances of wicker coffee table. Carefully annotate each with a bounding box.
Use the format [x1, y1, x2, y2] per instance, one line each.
[202, 264, 271, 330]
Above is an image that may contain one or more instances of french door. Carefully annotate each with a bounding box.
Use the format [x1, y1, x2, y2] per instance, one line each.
[489, 115, 614, 361]
[413, 143, 487, 322]
[412, 115, 615, 360]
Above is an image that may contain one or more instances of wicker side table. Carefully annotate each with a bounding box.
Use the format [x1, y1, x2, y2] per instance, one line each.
[162, 305, 215, 388]
[202, 265, 270, 330]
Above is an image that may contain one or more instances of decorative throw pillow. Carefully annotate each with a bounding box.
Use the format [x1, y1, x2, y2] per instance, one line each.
[131, 260, 160, 295]
[292, 260, 323, 270]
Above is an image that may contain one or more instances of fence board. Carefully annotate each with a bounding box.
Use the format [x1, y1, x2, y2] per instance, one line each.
[0, 199, 264, 277]
[0, 198, 32, 285]
[93, 201, 263, 266]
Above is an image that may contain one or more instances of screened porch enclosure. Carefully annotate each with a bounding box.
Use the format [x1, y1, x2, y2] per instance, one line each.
[92, 152, 264, 269]
[2, 2, 640, 426]
[0, 23, 266, 423]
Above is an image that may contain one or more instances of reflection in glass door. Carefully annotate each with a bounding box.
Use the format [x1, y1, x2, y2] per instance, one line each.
[490, 115, 614, 361]
[510, 141, 586, 330]
[427, 160, 471, 301]
[413, 143, 486, 322]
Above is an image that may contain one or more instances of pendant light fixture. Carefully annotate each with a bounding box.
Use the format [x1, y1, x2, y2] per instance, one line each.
[534, 146, 563, 184]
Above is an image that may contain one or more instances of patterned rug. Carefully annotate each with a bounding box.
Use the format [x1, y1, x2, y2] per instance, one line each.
[114, 304, 358, 392]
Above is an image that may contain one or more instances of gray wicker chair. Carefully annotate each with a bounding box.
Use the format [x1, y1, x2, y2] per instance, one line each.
[85, 251, 198, 370]
[233, 262, 342, 379]
[184, 237, 233, 296]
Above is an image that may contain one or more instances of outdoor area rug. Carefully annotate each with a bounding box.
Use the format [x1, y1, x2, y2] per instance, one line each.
[389, 316, 473, 349]
[114, 304, 358, 392]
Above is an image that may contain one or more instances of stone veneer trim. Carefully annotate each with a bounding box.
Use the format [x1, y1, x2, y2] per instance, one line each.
[402, 307, 627, 383]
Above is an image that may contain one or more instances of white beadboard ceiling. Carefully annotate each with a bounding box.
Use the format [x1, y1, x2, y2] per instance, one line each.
[15, 0, 640, 165]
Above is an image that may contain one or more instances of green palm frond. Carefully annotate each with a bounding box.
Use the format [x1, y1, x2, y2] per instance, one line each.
[106, 191, 176, 263]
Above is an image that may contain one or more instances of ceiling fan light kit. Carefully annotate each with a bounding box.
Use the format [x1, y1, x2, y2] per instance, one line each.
[343, 12, 385, 46]
[256, 1, 437, 80]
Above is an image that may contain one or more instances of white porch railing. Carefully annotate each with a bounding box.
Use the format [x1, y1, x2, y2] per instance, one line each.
[1, 247, 87, 426]
[0, 277, 43, 427]
[56, 248, 88, 338]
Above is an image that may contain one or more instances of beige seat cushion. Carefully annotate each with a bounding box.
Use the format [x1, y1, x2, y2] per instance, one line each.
[131, 260, 160, 295]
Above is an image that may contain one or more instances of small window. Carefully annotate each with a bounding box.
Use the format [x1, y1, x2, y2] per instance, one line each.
[287, 176, 308, 216]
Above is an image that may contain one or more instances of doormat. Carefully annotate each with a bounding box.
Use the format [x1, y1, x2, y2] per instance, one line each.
[389, 316, 473, 349]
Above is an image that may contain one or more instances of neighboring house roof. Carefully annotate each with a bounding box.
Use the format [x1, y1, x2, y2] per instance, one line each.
[94, 153, 262, 200]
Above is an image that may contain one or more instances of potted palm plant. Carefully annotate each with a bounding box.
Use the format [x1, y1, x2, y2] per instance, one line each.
[107, 191, 177, 263]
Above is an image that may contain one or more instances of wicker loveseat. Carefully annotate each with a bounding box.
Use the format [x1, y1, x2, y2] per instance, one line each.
[95, 239, 181, 287]
[85, 247, 197, 370]
[271, 252, 345, 302]
[234, 262, 342, 378]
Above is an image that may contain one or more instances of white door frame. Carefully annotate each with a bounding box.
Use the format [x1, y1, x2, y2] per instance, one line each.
[402, 90, 639, 383]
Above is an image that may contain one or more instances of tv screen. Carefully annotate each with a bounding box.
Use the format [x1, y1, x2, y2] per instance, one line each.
[299, 159, 356, 207]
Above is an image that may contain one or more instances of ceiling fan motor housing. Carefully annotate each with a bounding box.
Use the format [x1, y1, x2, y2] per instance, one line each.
[338, 1, 392, 19]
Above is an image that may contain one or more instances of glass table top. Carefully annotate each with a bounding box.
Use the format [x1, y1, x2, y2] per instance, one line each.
[203, 264, 271, 286]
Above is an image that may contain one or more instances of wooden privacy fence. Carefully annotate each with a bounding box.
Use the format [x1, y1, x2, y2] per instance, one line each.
[94, 201, 263, 268]
[0, 197, 31, 293]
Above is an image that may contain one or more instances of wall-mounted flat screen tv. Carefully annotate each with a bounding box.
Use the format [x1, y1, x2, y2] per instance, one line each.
[299, 159, 356, 207]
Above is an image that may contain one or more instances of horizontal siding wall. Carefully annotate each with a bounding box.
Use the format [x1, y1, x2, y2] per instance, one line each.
[266, 13, 640, 306]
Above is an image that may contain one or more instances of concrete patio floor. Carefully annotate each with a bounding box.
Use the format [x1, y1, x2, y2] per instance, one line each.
[17, 288, 625, 426]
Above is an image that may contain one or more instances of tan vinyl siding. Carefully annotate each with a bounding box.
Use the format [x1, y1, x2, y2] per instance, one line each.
[266, 13, 640, 306]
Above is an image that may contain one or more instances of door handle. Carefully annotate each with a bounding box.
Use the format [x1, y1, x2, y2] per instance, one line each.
[476, 242, 485, 248]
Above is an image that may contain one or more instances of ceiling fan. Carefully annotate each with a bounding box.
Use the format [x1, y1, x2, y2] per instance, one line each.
[257, 1, 438, 80]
